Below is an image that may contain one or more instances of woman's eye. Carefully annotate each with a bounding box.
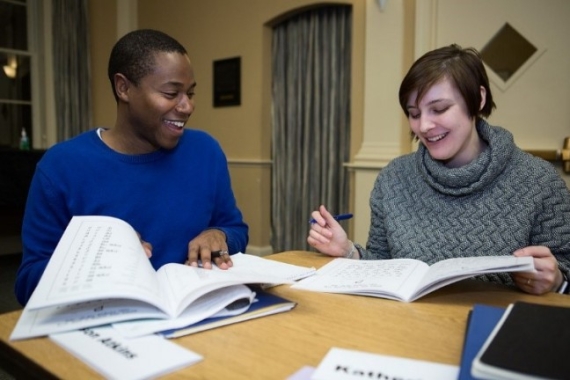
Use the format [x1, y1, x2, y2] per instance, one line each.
[433, 106, 449, 114]
[409, 113, 420, 120]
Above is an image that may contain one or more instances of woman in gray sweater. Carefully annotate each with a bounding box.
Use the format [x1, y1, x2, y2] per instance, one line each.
[308, 44, 570, 295]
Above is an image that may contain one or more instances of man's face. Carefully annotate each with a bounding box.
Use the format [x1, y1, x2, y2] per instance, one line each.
[123, 52, 196, 153]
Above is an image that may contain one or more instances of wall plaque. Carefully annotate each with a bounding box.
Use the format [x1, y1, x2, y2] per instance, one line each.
[213, 57, 241, 107]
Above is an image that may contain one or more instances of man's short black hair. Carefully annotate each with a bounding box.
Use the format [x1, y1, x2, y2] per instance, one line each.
[107, 29, 188, 101]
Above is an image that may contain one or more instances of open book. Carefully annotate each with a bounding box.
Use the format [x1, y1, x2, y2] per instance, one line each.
[10, 215, 315, 340]
[154, 286, 296, 339]
[291, 255, 534, 302]
[112, 286, 297, 338]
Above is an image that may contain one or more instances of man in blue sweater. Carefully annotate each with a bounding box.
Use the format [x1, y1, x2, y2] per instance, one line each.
[15, 29, 249, 305]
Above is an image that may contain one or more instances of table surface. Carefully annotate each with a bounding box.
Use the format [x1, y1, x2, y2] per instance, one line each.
[1, 250, 569, 379]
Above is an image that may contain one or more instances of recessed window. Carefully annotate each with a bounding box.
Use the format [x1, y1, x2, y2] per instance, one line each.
[481, 23, 537, 82]
[0, 0, 33, 149]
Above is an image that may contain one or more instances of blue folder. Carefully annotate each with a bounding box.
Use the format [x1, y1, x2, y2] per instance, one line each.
[458, 304, 505, 380]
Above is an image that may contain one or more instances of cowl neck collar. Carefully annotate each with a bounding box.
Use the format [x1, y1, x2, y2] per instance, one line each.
[415, 120, 515, 196]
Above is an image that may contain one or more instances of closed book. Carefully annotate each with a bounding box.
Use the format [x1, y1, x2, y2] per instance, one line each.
[472, 301, 570, 380]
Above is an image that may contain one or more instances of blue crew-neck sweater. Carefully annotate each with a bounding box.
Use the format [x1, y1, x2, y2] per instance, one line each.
[15, 129, 248, 305]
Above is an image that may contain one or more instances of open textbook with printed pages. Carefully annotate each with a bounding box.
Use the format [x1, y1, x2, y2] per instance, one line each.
[10, 215, 316, 341]
[113, 286, 297, 339]
[291, 255, 534, 302]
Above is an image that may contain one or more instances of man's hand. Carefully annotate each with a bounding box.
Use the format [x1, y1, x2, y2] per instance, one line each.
[136, 232, 153, 258]
[186, 229, 232, 269]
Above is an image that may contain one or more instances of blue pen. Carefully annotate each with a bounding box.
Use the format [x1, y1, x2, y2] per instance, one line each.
[309, 213, 353, 224]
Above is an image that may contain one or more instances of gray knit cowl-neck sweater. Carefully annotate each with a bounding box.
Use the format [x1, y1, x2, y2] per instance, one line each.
[361, 120, 570, 286]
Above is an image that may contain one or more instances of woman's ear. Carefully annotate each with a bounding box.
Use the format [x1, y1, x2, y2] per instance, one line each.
[479, 85, 486, 111]
[114, 73, 131, 102]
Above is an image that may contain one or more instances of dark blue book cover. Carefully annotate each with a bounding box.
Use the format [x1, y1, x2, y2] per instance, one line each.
[158, 287, 296, 338]
[458, 304, 505, 380]
[472, 302, 570, 379]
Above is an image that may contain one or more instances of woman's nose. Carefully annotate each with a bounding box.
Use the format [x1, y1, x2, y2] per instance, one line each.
[419, 116, 435, 134]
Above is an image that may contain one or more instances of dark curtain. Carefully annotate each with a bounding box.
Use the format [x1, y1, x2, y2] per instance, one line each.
[271, 6, 352, 252]
[52, 0, 92, 141]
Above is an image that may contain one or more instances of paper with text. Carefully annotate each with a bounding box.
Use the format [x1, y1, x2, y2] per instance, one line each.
[11, 215, 316, 340]
[50, 326, 202, 380]
[311, 348, 458, 380]
[291, 255, 534, 302]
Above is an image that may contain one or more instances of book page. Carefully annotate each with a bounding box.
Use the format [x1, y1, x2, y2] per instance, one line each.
[413, 256, 534, 300]
[291, 258, 429, 301]
[27, 216, 165, 311]
[112, 284, 255, 338]
[228, 252, 316, 281]
[156, 258, 299, 315]
[10, 298, 168, 340]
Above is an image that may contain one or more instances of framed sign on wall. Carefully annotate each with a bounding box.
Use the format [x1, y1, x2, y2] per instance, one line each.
[213, 57, 241, 107]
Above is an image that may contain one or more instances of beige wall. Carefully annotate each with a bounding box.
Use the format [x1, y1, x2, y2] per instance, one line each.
[89, 0, 570, 253]
[89, 0, 365, 254]
[89, 0, 118, 130]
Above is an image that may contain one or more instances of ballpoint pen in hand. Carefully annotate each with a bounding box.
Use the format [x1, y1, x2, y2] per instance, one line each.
[309, 213, 353, 224]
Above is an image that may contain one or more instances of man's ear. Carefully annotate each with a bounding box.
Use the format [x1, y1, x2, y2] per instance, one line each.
[114, 73, 131, 102]
[479, 85, 486, 111]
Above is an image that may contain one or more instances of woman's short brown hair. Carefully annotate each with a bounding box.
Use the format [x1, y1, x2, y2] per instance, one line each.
[398, 44, 496, 120]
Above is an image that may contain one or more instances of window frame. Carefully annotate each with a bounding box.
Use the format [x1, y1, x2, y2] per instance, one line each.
[0, 0, 54, 149]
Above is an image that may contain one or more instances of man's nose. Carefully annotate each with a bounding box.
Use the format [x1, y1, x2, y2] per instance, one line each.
[176, 95, 194, 115]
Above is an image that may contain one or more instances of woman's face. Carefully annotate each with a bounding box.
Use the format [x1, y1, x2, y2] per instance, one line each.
[406, 77, 485, 168]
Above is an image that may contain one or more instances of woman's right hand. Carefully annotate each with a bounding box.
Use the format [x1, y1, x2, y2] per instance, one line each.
[307, 205, 353, 257]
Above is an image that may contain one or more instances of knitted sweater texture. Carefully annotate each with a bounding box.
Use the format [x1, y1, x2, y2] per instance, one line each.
[361, 120, 570, 286]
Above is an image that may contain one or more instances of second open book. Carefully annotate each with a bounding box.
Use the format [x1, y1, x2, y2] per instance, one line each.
[291, 254, 534, 302]
[10, 215, 315, 340]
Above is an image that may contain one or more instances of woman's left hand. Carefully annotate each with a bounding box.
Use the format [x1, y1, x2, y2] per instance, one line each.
[512, 246, 563, 295]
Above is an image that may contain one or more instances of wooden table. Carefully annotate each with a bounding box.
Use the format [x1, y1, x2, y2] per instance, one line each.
[1, 251, 569, 379]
